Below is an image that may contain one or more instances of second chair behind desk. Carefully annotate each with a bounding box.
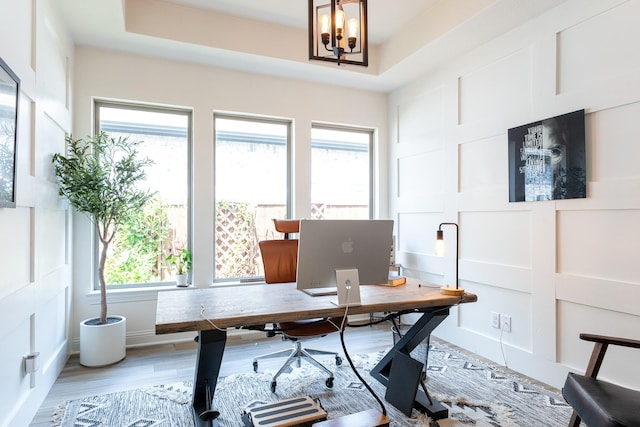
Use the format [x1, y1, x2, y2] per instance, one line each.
[254, 219, 343, 393]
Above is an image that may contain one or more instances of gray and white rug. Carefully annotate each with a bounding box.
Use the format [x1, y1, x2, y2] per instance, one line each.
[53, 342, 573, 426]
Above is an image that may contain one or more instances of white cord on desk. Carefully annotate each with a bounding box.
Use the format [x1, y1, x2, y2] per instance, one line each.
[328, 282, 351, 332]
[328, 305, 349, 333]
[200, 304, 226, 332]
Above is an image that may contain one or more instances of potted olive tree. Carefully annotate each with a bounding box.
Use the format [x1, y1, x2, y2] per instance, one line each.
[53, 132, 153, 367]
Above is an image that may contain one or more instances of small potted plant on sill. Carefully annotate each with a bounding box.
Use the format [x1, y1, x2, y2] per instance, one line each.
[52, 132, 153, 367]
[167, 248, 191, 287]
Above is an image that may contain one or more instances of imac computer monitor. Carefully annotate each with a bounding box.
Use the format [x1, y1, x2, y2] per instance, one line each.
[296, 219, 394, 291]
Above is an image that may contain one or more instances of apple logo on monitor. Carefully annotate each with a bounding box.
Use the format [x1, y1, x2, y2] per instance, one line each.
[342, 239, 354, 253]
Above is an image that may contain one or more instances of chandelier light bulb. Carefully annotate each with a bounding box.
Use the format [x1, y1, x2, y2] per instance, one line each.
[335, 8, 345, 39]
[347, 18, 358, 38]
[320, 14, 330, 35]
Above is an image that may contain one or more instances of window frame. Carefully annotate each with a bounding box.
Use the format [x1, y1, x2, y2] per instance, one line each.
[94, 100, 193, 290]
[213, 112, 293, 283]
[311, 123, 375, 219]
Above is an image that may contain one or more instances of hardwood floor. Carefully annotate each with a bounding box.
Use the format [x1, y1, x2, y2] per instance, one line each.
[30, 322, 395, 426]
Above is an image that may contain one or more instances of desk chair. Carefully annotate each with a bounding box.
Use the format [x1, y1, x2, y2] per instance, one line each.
[253, 219, 343, 393]
[562, 333, 640, 427]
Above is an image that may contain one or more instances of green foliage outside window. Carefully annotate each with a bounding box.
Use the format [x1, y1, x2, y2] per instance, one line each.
[105, 199, 261, 284]
[105, 197, 170, 285]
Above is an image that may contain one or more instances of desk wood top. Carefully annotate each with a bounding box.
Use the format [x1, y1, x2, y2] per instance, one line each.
[155, 278, 477, 335]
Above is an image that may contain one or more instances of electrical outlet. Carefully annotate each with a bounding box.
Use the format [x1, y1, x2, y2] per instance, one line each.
[491, 312, 500, 329]
[501, 315, 512, 333]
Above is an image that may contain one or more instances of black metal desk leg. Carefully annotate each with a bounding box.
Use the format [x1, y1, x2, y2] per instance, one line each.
[370, 308, 450, 420]
[192, 329, 227, 427]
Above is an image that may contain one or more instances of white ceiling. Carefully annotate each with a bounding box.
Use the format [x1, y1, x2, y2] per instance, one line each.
[162, 0, 438, 44]
[55, 0, 567, 92]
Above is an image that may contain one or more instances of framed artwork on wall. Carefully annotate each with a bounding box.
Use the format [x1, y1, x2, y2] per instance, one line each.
[0, 56, 20, 208]
[508, 109, 586, 202]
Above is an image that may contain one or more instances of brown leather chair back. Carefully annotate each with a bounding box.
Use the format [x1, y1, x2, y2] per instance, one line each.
[259, 239, 298, 284]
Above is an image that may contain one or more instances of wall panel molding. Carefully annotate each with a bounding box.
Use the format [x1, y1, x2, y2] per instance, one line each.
[557, 1, 640, 95]
[458, 46, 533, 126]
[461, 259, 531, 293]
[557, 273, 640, 319]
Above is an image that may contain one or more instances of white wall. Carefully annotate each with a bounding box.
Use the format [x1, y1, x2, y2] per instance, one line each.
[390, 0, 640, 389]
[0, 1, 74, 426]
[70, 47, 388, 351]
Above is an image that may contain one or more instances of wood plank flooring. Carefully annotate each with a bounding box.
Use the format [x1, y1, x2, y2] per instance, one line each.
[30, 322, 395, 426]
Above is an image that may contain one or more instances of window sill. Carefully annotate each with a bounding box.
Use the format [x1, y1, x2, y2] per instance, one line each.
[84, 281, 265, 305]
[85, 286, 182, 305]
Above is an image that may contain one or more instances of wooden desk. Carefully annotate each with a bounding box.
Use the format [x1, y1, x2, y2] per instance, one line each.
[156, 279, 476, 426]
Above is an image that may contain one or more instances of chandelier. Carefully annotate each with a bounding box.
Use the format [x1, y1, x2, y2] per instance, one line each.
[308, 0, 368, 67]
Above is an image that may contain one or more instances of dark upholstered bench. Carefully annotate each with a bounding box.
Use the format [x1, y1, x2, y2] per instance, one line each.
[562, 334, 640, 427]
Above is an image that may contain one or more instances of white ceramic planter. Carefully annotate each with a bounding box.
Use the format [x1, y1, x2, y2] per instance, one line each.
[175, 273, 188, 287]
[79, 315, 126, 367]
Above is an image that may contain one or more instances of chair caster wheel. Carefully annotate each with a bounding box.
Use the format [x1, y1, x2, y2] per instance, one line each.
[335, 356, 343, 366]
[271, 381, 277, 393]
[326, 377, 334, 388]
[253, 361, 258, 372]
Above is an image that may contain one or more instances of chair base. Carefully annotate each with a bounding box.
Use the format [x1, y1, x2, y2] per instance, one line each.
[253, 341, 340, 392]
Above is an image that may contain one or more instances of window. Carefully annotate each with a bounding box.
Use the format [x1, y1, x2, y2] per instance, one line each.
[311, 125, 373, 219]
[96, 102, 191, 287]
[214, 114, 290, 282]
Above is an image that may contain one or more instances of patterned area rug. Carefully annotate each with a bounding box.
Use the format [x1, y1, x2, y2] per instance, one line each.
[53, 341, 572, 426]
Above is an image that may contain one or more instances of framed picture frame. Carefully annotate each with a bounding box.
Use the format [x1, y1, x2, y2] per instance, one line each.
[508, 109, 586, 202]
[0, 56, 20, 208]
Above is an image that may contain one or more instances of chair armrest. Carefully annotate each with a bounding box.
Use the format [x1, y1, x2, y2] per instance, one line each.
[580, 333, 640, 349]
[579, 333, 640, 378]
